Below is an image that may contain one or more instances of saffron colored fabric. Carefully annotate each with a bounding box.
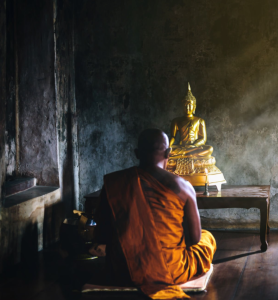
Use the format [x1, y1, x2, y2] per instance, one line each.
[99, 166, 216, 299]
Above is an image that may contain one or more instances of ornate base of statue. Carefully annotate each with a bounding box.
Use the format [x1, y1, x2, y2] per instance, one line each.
[167, 156, 226, 191]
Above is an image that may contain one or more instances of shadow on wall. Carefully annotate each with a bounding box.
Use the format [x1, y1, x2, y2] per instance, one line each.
[43, 201, 65, 249]
[1, 222, 39, 277]
[0, 191, 64, 274]
[20, 222, 39, 276]
[61, 99, 75, 217]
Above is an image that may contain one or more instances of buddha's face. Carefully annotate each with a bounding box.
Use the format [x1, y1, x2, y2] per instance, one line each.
[184, 100, 195, 115]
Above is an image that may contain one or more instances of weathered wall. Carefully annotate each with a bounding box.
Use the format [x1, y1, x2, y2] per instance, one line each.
[0, 0, 6, 272]
[0, 0, 61, 273]
[0, 0, 7, 273]
[17, 0, 58, 186]
[74, 0, 278, 228]
[5, 0, 16, 177]
[181, 0, 278, 228]
[74, 0, 140, 209]
[54, 0, 79, 215]
[0, 0, 6, 187]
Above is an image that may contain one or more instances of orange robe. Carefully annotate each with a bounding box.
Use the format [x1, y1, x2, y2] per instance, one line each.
[95, 166, 216, 299]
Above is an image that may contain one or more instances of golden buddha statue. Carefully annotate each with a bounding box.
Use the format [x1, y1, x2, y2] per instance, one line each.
[167, 83, 226, 191]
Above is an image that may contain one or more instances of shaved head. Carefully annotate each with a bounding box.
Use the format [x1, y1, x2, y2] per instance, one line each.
[136, 128, 170, 167]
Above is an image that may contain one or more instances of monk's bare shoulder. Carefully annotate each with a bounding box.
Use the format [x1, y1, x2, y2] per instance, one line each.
[174, 176, 196, 204]
[157, 168, 196, 203]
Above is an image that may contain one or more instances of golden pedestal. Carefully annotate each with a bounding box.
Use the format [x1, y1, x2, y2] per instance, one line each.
[167, 156, 226, 191]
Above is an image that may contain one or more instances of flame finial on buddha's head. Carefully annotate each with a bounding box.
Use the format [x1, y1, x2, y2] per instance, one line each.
[184, 82, 196, 113]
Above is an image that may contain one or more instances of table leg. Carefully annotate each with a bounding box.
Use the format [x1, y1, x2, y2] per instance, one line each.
[260, 200, 268, 252]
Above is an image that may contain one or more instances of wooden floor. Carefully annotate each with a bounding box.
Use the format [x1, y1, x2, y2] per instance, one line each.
[1, 230, 278, 300]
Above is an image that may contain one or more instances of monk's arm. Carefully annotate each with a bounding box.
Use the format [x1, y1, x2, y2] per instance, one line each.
[180, 181, 201, 246]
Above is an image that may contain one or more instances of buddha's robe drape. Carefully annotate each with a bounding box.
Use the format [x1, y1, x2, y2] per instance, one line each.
[170, 117, 208, 158]
[95, 166, 216, 299]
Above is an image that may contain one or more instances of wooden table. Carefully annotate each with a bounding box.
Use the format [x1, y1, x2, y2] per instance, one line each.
[196, 185, 270, 252]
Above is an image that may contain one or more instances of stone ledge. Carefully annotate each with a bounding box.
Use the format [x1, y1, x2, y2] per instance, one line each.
[4, 177, 36, 197]
[4, 186, 59, 208]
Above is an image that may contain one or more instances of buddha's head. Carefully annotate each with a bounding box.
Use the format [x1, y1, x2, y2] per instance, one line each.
[184, 99, 195, 116]
[183, 83, 196, 115]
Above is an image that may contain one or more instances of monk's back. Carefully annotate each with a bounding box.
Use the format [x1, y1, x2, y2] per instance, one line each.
[138, 168, 191, 282]
[139, 169, 185, 248]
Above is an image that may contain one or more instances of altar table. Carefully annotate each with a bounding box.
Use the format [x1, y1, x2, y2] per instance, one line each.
[196, 185, 270, 252]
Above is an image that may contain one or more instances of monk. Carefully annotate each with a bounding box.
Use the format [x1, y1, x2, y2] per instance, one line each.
[93, 128, 216, 299]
